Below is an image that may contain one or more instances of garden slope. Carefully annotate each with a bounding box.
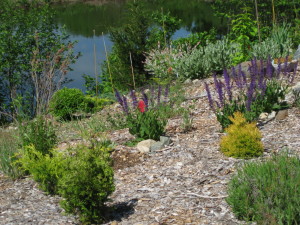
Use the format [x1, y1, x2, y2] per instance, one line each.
[1, 68, 300, 224]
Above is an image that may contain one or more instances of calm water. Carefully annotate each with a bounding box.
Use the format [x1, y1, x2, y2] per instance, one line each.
[54, 0, 223, 91]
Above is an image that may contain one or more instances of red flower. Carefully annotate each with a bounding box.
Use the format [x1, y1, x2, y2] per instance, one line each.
[138, 100, 146, 113]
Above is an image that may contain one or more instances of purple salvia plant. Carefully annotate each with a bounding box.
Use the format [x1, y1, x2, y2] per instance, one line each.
[115, 89, 125, 112]
[150, 85, 155, 105]
[130, 90, 138, 108]
[246, 78, 256, 111]
[142, 92, 149, 110]
[204, 82, 215, 111]
[157, 85, 162, 105]
[238, 64, 247, 87]
[164, 85, 169, 103]
[122, 95, 129, 114]
[216, 79, 224, 107]
[283, 55, 289, 77]
[258, 60, 265, 90]
[223, 68, 232, 101]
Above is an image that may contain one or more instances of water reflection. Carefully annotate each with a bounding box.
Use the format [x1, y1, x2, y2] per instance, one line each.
[54, 0, 223, 90]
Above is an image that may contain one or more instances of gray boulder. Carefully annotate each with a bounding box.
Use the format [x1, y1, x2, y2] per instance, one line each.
[293, 45, 300, 61]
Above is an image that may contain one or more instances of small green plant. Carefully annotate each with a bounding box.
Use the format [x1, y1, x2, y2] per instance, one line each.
[58, 144, 115, 224]
[180, 108, 193, 132]
[18, 116, 57, 155]
[220, 112, 263, 158]
[227, 151, 300, 224]
[49, 87, 85, 121]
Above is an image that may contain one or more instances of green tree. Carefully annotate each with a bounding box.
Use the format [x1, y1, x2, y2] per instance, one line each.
[0, 0, 76, 120]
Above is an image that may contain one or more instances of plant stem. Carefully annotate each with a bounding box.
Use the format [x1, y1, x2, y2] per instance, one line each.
[93, 30, 98, 97]
[102, 32, 114, 93]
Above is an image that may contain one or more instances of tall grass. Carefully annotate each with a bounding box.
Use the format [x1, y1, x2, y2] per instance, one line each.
[0, 129, 23, 179]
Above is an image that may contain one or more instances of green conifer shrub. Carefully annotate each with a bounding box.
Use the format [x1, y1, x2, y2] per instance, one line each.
[58, 144, 115, 224]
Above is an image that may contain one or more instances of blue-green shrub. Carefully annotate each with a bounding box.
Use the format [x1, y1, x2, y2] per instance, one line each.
[227, 152, 300, 224]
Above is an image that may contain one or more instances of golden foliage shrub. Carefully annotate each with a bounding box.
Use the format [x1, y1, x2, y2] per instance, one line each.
[220, 112, 264, 158]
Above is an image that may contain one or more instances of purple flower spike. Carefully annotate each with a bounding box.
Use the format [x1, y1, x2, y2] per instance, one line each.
[223, 68, 232, 101]
[205, 82, 215, 111]
[157, 85, 162, 105]
[130, 90, 138, 107]
[115, 89, 125, 111]
[142, 92, 149, 110]
[216, 79, 224, 107]
[283, 55, 289, 77]
[122, 95, 129, 114]
[163, 85, 169, 104]
[237, 64, 243, 89]
[246, 79, 255, 111]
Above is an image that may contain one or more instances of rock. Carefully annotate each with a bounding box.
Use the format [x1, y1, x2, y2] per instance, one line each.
[149, 136, 171, 153]
[184, 79, 192, 84]
[275, 109, 288, 120]
[136, 139, 157, 153]
[292, 82, 300, 94]
[293, 45, 300, 61]
[160, 136, 171, 146]
[273, 59, 298, 73]
[230, 60, 274, 77]
[259, 112, 268, 120]
[150, 142, 164, 152]
[110, 221, 118, 225]
[268, 111, 276, 120]
[192, 79, 201, 85]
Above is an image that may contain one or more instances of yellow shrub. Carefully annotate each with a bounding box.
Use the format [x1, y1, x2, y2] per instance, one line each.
[220, 112, 264, 158]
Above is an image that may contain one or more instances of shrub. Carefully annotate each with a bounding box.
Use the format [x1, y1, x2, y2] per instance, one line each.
[220, 112, 263, 158]
[177, 37, 239, 79]
[49, 87, 85, 120]
[16, 145, 67, 194]
[82, 96, 112, 113]
[251, 24, 293, 60]
[144, 45, 186, 83]
[19, 116, 57, 155]
[58, 144, 115, 224]
[16, 142, 115, 223]
[227, 152, 300, 224]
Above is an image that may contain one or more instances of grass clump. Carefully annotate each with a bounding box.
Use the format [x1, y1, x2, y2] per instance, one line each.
[0, 130, 23, 179]
[227, 152, 300, 224]
[220, 112, 263, 158]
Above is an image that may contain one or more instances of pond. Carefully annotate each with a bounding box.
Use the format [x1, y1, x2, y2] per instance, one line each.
[54, 0, 223, 91]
